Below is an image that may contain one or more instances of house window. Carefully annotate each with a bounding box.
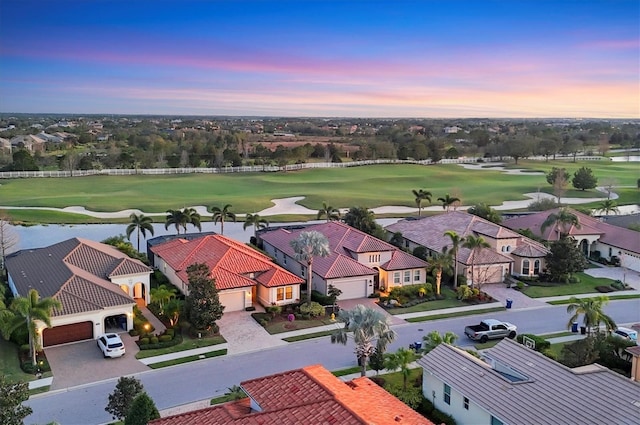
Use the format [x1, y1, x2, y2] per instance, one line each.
[404, 240, 410, 248]
[369, 254, 380, 263]
[283, 256, 287, 265]
[394, 272, 400, 284]
[443, 383, 451, 405]
[414, 270, 420, 282]
[491, 416, 504, 425]
[522, 260, 530, 275]
[533, 259, 540, 275]
[301, 265, 306, 277]
[404, 271, 411, 283]
[285, 286, 293, 299]
[463, 396, 469, 410]
[276, 288, 284, 301]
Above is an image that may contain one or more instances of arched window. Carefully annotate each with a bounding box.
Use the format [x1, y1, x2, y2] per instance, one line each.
[533, 260, 540, 275]
[522, 260, 530, 275]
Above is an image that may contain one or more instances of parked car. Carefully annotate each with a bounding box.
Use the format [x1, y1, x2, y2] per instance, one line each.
[464, 319, 517, 343]
[612, 327, 638, 345]
[97, 333, 126, 358]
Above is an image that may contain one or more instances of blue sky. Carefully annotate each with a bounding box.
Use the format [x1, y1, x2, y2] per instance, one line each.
[1, 0, 638, 117]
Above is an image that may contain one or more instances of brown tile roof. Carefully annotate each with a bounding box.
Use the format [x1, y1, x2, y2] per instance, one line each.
[150, 234, 303, 290]
[5, 238, 150, 317]
[150, 365, 433, 425]
[503, 208, 640, 254]
[260, 222, 428, 279]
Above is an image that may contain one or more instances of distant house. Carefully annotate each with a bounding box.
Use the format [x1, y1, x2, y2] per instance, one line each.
[444, 126, 462, 134]
[502, 208, 640, 272]
[418, 339, 640, 425]
[385, 211, 549, 286]
[0, 137, 11, 153]
[259, 221, 429, 298]
[9, 134, 46, 152]
[5, 238, 152, 347]
[150, 364, 433, 425]
[149, 234, 304, 311]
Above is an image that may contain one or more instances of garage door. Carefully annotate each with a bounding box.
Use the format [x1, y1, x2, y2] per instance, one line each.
[331, 280, 366, 300]
[219, 291, 245, 312]
[43, 321, 93, 347]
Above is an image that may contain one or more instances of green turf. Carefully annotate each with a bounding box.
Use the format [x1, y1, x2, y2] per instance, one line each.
[2, 162, 637, 224]
[404, 307, 506, 322]
[520, 273, 616, 298]
[384, 288, 468, 315]
[135, 335, 226, 359]
[547, 294, 640, 305]
[146, 349, 227, 369]
[283, 330, 335, 342]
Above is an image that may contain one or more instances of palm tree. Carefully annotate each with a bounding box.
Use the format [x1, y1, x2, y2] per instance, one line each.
[126, 213, 155, 252]
[331, 304, 396, 377]
[211, 204, 236, 235]
[164, 298, 183, 327]
[429, 249, 453, 296]
[566, 296, 616, 335]
[150, 284, 177, 314]
[243, 213, 269, 239]
[462, 235, 490, 288]
[422, 330, 458, 354]
[444, 230, 465, 289]
[541, 208, 580, 240]
[290, 231, 331, 306]
[165, 208, 201, 234]
[597, 200, 619, 216]
[384, 347, 414, 391]
[2, 289, 62, 366]
[317, 202, 340, 222]
[437, 193, 460, 212]
[182, 207, 202, 232]
[412, 189, 432, 217]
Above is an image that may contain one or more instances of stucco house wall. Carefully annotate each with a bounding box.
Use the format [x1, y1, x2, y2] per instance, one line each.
[423, 373, 494, 425]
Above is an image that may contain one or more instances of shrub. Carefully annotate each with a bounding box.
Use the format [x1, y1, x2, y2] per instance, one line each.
[456, 285, 473, 300]
[516, 334, 550, 352]
[596, 285, 614, 293]
[569, 275, 580, 284]
[299, 301, 325, 317]
[150, 336, 159, 345]
[259, 319, 268, 327]
[611, 280, 625, 290]
[165, 328, 175, 337]
[159, 335, 172, 343]
[311, 291, 333, 306]
[129, 329, 140, 337]
[266, 305, 282, 316]
[139, 337, 150, 345]
[516, 281, 525, 290]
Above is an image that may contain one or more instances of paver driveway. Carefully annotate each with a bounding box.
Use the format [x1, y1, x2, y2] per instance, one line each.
[45, 333, 148, 390]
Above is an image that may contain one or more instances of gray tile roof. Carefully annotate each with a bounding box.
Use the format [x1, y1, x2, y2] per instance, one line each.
[6, 238, 150, 317]
[418, 339, 640, 425]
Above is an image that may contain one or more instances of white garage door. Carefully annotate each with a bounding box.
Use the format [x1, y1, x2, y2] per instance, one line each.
[331, 280, 367, 300]
[219, 291, 245, 312]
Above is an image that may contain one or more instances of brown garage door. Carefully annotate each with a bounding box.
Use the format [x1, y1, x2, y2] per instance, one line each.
[43, 321, 93, 347]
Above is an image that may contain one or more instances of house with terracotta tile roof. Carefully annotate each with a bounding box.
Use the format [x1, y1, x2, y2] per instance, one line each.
[5, 238, 152, 346]
[385, 211, 549, 287]
[502, 208, 640, 272]
[419, 339, 640, 425]
[258, 221, 429, 299]
[150, 364, 433, 425]
[149, 234, 304, 312]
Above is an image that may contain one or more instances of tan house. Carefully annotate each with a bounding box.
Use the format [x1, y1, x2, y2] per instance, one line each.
[386, 211, 549, 286]
[502, 208, 640, 272]
[5, 238, 152, 346]
[259, 221, 429, 299]
[149, 234, 304, 311]
[9, 134, 46, 152]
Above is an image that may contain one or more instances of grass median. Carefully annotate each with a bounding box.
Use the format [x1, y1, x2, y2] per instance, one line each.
[147, 349, 227, 369]
[135, 335, 226, 359]
[405, 307, 506, 323]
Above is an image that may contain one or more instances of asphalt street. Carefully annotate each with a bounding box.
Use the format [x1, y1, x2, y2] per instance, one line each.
[26, 299, 640, 425]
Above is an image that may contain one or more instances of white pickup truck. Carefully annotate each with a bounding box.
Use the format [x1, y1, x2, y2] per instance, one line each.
[464, 319, 517, 343]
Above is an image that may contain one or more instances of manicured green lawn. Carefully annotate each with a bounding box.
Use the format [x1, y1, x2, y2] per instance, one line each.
[547, 294, 640, 305]
[520, 273, 617, 298]
[283, 330, 335, 342]
[253, 313, 337, 335]
[384, 288, 483, 315]
[405, 307, 506, 322]
[0, 340, 33, 383]
[147, 349, 227, 369]
[135, 335, 226, 359]
[3, 161, 636, 223]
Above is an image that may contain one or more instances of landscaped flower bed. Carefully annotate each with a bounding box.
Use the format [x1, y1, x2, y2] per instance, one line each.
[252, 302, 336, 334]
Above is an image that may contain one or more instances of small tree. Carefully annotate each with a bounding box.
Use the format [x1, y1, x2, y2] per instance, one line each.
[384, 347, 414, 391]
[185, 263, 224, 331]
[368, 346, 385, 375]
[467, 203, 501, 224]
[572, 166, 598, 191]
[327, 284, 342, 313]
[124, 392, 160, 425]
[105, 376, 144, 421]
[545, 237, 588, 282]
[0, 375, 32, 425]
[422, 330, 458, 354]
[546, 167, 570, 186]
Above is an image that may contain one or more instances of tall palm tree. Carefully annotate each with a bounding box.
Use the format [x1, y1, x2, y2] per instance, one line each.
[165, 208, 201, 234]
[126, 213, 155, 252]
[211, 204, 236, 235]
[150, 284, 177, 314]
[331, 304, 397, 377]
[2, 289, 62, 366]
[243, 213, 269, 239]
[444, 230, 465, 289]
[597, 199, 619, 216]
[422, 330, 458, 354]
[541, 208, 580, 240]
[437, 193, 460, 212]
[462, 235, 490, 288]
[182, 207, 202, 233]
[429, 249, 453, 295]
[317, 202, 340, 222]
[566, 296, 616, 335]
[384, 347, 414, 391]
[412, 189, 432, 217]
[290, 231, 331, 306]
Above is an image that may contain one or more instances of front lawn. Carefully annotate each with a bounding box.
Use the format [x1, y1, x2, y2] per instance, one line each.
[135, 335, 226, 359]
[383, 287, 496, 315]
[252, 312, 337, 335]
[0, 340, 33, 383]
[519, 273, 619, 298]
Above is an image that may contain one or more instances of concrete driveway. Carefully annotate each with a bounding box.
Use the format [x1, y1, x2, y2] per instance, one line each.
[217, 309, 287, 355]
[45, 333, 149, 390]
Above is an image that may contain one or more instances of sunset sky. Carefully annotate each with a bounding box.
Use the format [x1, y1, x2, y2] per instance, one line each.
[1, 0, 638, 118]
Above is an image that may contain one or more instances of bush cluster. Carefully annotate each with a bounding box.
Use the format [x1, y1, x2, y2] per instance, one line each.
[516, 333, 550, 352]
[299, 301, 325, 317]
[389, 284, 432, 304]
[311, 291, 334, 305]
[137, 326, 182, 350]
[417, 398, 457, 425]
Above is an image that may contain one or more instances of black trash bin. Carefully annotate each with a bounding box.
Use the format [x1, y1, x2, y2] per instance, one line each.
[414, 341, 422, 352]
[506, 299, 513, 309]
[580, 326, 586, 335]
[571, 322, 579, 333]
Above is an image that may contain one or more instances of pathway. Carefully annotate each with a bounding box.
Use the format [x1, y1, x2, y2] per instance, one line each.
[217, 308, 288, 355]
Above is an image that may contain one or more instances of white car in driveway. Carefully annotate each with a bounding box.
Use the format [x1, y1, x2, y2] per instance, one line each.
[97, 333, 126, 358]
